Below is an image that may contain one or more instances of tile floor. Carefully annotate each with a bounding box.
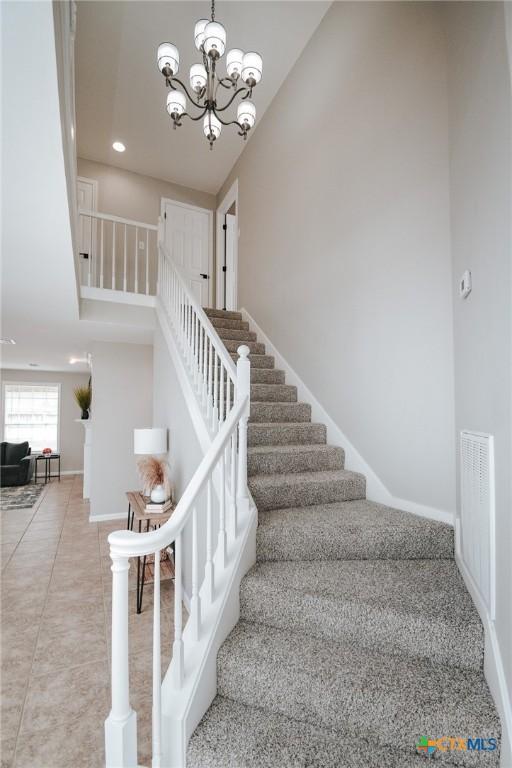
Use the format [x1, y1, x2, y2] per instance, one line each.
[1, 475, 176, 768]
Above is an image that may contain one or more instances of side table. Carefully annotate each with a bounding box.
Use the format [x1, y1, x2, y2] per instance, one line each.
[126, 491, 176, 613]
[34, 453, 61, 484]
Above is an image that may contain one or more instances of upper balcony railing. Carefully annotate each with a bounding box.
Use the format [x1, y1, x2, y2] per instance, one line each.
[78, 209, 158, 302]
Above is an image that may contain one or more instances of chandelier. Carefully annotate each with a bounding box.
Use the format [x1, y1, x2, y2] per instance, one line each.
[157, 0, 262, 149]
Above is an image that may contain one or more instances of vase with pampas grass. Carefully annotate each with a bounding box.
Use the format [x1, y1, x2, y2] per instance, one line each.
[137, 456, 172, 504]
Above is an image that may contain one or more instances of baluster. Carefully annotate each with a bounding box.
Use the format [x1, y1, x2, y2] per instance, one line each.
[105, 553, 137, 768]
[135, 227, 139, 293]
[219, 363, 225, 427]
[152, 550, 162, 768]
[192, 311, 197, 384]
[100, 219, 104, 288]
[230, 432, 237, 540]
[212, 350, 219, 431]
[236, 346, 251, 516]
[198, 322, 204, 396]
[218, 451, 226, 568]
[146, 229, 149, 295]
[190, 506, 201, 641]
[171, 533, 184, 687]
[87, 216, 92, 287]
[202, 332, 208, 408]
[123, 224, 127, 292]
[112, 222, 116, 290]
[207, 339, 213, 421]
[204, 477, 214, 603]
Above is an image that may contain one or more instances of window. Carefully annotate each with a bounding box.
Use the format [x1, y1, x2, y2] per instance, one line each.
[2, 383, 60, 452]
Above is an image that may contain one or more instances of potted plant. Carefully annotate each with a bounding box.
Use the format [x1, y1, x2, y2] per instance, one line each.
[137, 456, 172, 503]
[74, 384, 92, 420]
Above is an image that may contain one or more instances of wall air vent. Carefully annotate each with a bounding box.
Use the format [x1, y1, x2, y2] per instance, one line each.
[460, 431, 495, 619]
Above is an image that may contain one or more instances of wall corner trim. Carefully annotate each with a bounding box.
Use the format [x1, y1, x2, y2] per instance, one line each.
[241, 307, 455, 528]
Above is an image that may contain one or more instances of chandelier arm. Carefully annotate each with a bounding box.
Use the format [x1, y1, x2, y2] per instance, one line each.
[215, 77, 235, 98]
[168, 76, 204, 110]
[212, 109, 245, 131]
[215, 85, 252, 112]
[179, 106, 209, 123]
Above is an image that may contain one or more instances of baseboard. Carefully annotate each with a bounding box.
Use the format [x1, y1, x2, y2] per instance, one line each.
[241, 308, 454, 528]
[455, 520, 512, 766]
[88, 511, 127, 523]
[61, 470, 83, 476]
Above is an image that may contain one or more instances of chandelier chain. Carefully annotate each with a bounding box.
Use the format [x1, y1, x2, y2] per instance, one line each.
[211, 0, 215, 22]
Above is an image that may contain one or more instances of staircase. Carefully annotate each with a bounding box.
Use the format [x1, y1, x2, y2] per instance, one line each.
[187, 309, 501, 767]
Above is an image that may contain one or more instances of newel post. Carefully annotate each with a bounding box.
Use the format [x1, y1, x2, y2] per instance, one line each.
[236, 345, 251, 515]
[105, 548, 138, 768]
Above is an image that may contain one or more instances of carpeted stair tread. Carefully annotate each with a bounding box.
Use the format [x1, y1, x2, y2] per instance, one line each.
[249, 469, 365, 511]
[224, 338, 266, 355]
[209, 316, 249, 331]
[250, 383, 297, 402]
[216, 327, 257, 342]
[230, 352, 275, 368]
[217, 622, 500, 767]
[205, 308, 242, 320]
[250, 401, 311, 423]
[187, 695, 438, 768]
[248, 444, 344, 475]
[248, 422, 327, 446]
[257, 499, 454, 561]
[240, 560, 483, 670]
[250, 368, 285, 384]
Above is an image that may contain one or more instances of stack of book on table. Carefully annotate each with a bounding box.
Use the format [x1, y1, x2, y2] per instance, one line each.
[144, 497, 173, 514]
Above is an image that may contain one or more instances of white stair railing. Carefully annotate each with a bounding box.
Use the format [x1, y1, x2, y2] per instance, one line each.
[105, 223, 252, 768]
[78, 209, 158, 295]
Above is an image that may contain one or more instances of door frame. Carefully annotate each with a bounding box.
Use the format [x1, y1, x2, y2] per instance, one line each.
[77, 176, 99, 285]
[160, 197, 214, 307]
[215, 179, 238, 310]
[77, 176, 98, 211]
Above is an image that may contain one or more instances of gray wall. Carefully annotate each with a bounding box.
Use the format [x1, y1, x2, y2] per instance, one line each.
[90, 341, 153, 520]
[0, 368, 90, 472]
[218, 1, 456, 515]
[445, 0, 512, 718]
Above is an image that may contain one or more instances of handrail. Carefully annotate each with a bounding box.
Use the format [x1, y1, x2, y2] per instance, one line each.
[158, 238, 237, 381]
[79, 208, 158, 231]
[108, 395, 247, 559]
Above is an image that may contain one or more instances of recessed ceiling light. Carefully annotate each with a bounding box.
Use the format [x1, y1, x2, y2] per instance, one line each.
[69, 357, 88, 365]
[0, 338, 16, 345]
[112, 141, 126, 152]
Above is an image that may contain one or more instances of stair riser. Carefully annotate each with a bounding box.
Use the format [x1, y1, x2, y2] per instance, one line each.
[231, 353, 274, 369]
[216, 328, 257, 342]
[248, 447, 344, 476]
[256, 516, 455, 562]
[205, 309, 242, 320]
[249, 474, 365, 511]
[210, 317, 249, 331]
[248, 423, 326, 446]
[249, 402, 311, 423]
[240, 580, 484, 671]
[250, 369, 286, 384]
[250, 384, 297, 403]
[224, 339, 266, 355]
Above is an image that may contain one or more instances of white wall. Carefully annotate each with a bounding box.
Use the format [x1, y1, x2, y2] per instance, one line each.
[0, 368, 90, 472]
[90, 341, 153, 520]
[445, 0, 512, 739]
[218, 1, 456, 516]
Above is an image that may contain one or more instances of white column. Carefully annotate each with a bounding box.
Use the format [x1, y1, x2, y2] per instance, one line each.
[105, 554, 138, 768]
[75, 419, 92, 500]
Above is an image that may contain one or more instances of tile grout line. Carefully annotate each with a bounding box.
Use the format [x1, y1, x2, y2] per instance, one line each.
[1, 482, 51, 571]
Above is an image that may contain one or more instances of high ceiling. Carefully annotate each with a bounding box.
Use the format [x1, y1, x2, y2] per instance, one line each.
[75, 1, 330, 194]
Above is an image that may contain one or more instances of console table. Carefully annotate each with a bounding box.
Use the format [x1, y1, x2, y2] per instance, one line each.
[126, 491, 176, 613]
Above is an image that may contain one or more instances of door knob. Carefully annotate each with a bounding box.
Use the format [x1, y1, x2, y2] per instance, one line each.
[200, 273, 209, 279]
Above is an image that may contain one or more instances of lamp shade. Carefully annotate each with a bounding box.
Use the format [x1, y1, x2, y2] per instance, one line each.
[237, 100, 256, 130]
[134, 428, 167, 455]
[157, 42, 179, 76]
[194, 18, 208, 50]
[203, 21, 226, 58]
[203, 113, 222, 141]
[241, 51, 262, 86]
[226, 49, 244, 79]
[166, 89, 186, 117]
[190, 63, 207, 93]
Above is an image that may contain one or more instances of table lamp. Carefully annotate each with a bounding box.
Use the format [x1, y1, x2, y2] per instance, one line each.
[134, 428, 168, 502]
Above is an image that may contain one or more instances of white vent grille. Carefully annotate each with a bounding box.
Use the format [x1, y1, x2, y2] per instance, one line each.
[460, 431, 495, 619]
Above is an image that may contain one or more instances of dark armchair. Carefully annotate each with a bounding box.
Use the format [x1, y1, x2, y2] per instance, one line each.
[0, 442, 35, 487]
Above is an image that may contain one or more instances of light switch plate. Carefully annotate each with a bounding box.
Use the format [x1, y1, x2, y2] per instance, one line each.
[460, 269, 472, 299]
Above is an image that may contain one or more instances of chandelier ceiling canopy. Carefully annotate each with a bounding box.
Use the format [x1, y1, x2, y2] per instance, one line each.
[157, 0, 262, 149]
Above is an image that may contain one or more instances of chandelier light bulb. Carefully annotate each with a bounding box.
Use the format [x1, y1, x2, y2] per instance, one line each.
[203, 113, 222, 142]
[194, 19, 208, 50]
[226, 49, 244, 80]
[203, 21, 226, 59]
[190, 63, 207, 93]
[241, 51, 262, 87]
[166, 89, 186, 118]
[157, 42, 179, 76]
[237, 100, 256, 130]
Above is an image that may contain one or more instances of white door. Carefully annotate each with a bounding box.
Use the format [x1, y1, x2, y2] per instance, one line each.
[162, 200, 212, 307]
[224, 213, 237, 310]
[77, 177, 97, 286]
